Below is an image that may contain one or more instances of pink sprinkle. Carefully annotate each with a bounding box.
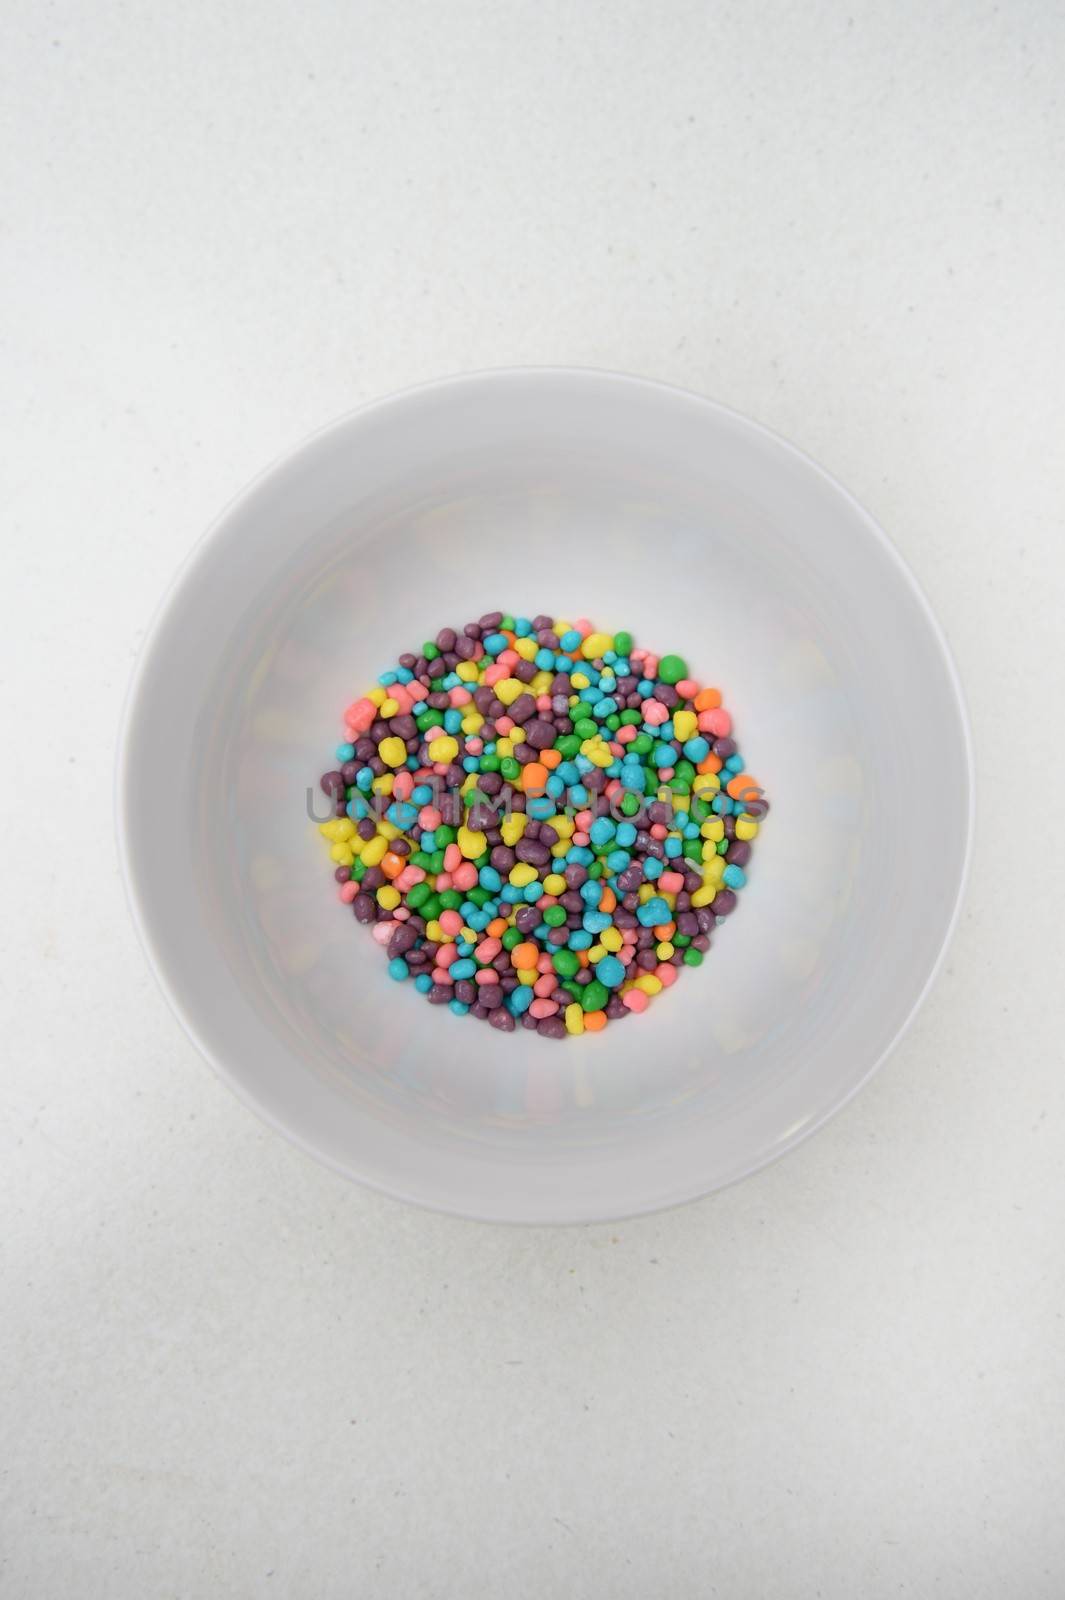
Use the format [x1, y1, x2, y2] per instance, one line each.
[643, 700, 668, 727]
[449, 686, 472, 706]
[643, 653, 659, 677]
[475, 937, 502, 963]
[439, 909, 463, 937]
[619, 945, 636, 964]
[392, 770, 413, 801]
[395, 866, 424, 892]
[393, 906, 410, 921]
[573, 618, 592, 636]
[435, 871, 453, 890]
[676, 678, 699, 699]
[443, 843, 462, 873]
[424, 722, 445, 742]
[407, 680, 428, 702]
[536, 951, 554, 971]
[435, 943, 459, 967]
[371, 923, 395, 947]
[657, 964, 679, 987]
[616, 725, 637, 744]
[533, 974, 556, 997]
[484, 663, 509, 686]
[474, 968, 499, 985]
[536, 694, 553, 711]
[631, 647, 647, 662]
[575, 809, 593, 830]
[466, 738, 483, 755]
[622, 988, 649, 1013]
[650, 823, 668, 840]
[419, 805, 442, 830]
[572, 830, 590, 847]
[389, 686, 412, 714]
[451, 861, 478, 891]
[659, 871, 685, 894]
[344, 698, 375, 734]
[339, 881, 358, 902]
[497, 648, 519, 667]
[495, 715, 515, 736]
[658, 766, 675, 781]
[700, 708, 732, 737]
[430, 967, 454, 986]
[529, 998, 560, 1019]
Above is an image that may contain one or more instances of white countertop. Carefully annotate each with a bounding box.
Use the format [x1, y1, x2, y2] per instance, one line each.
[3, 3, 1064, 1595]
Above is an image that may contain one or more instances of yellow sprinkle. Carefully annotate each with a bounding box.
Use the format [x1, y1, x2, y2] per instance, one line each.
[565, 1003, 585, 1036]
[550, 841, 570, 857]
[461, 927, 477, 944]
[460, 773, 478, 796]
[587, 944, 607, 963]
[600, 927, 623, 952]
[495, 678, 525, 706]
[635, 974, 663, 996]
[457, 825, 486, 859]
[673, 709, 697, 742]
[571, 672, 590, 690]
[514, 637, 538, 661]
[379, 697, 400, 718]
[372, 774, 394, 796]
[495, 737, 514, 758]
[378, 736, 406, 768]
[582, 742, 613, 768]
[516, 968, 537, 986]
[549, 814, 575, 840]
[656, 941, 675, 960]
[693, 773, 721, 799]
[455, 660, 479, 683]
[329, 843, 354, 865]
[500, 813, 527, 846]
[366, 687, 386, 707]
[542, 873, 566, 896]
[360, 836, 387, 868]
[580, 631, 613, 660]
[331, 818, 356, 841]
[734, 814, 760, 841]
[509, 863, 537, 888]
[428, 735, 459, 763]
[424, 918, 444, 943]
[530, 671, 553, 693]
[376, 884, 400, 911]
[460, 711, 484, 734]
[703, 855, 725, 884]
[378, 820, 399, 841]
[690, 885, 716, 908]
[637, 883, 655, 902]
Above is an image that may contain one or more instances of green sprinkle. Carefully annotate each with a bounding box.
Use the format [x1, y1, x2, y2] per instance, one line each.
[581, 979, 609, 1012]
[613, 631, 633, 655]
[422, 642, 440, 660]
[502, 927, 523, 951]
[438, 889, 463, 910]
[544, 905, 567, 927]
[553, 948, 580, 978]
[682, 947, 704, 967]
[657, 654, 687, 685]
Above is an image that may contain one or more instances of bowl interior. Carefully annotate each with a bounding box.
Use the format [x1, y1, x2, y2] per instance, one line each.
[120, 371, 971, 1222]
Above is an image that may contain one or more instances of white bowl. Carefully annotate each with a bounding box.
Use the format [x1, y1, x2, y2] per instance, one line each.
[118, 369, 973, 1224]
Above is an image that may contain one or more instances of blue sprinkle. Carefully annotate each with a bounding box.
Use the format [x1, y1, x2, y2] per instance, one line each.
[664, 836, 683, 858]
[644, 856, 664, 880]
[637, 896, 671, 926]
[560, 629, 582, 652]
[387, 801, 418, 829]
[683, 736, 710, 763]
[637, 679, 655, 696]
[568, 846, 594, 866]
[419, 829, 436, 851]
[536, 648, 556, 670]
[479, 866, 502, 892]
[712, 795, 735, 815]
[356, 768, 374, 792]
[527, 796, 555, 820]
[589, 817, 615, 847]
[335, 742, 355, 762]
[449, 999, 470, 1017]
[725, 753, 745, 773]
[569, 784, 590, 808]
[483, 632, 508, 654]
[523, 883, 542, 903]
[444, 708, 463, 733]
[615, 822, 637, 848]
[387, 957, 409, 981]
[653, 744, 676, 769]
[593, 697, 618, 719]
[568, 930, 594, 950]
[414, 973, 433, 993]
[500, 885, 522, 903]
[395, 666, 413, 684]
[410, 784, 433, 805]
[605, 848, 631, 873]
[345, 796, 367, 821]
[580, 879, 603, 904]
[450, 959, 476, 980]
[583, 910, 612, 934]
[595, 955, 626, 988]
[514, 616, 533, 636]
[722, 863, 747, 888]
[508, 986, 534, 1015]
[378, 670, 398, 687]
[545, 774, 565, 798]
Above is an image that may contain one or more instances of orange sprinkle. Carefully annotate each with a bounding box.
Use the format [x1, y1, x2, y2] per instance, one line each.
[653, 921, 676, 940]
[521, 762, 548, 794]
[583, 1011, 608, 1031]
[577, 949, 591, 967]
[726, 771, 758, 801]
[697, 754, 722, 775]
[694, 687, 722, 711]
[599, 885, 617, 914]
[487, 917, 507, 938]
[380, 851, 406, 879]
[540, 747, 563, 770]
[511, 941, 539, 969]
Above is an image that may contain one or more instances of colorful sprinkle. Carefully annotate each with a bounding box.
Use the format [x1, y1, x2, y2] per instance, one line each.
[317, 613, 768, 1040]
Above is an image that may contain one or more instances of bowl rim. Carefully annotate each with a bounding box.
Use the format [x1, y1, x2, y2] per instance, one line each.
[115, 365, 976, 1224]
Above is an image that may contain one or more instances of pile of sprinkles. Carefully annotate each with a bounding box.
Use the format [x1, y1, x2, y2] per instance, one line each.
[317, 613, 767, 1040]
